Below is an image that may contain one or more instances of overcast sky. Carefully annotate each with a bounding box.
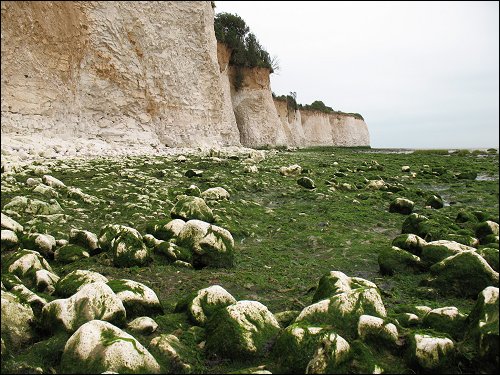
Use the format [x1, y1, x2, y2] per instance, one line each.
[215, 1, 499, 149]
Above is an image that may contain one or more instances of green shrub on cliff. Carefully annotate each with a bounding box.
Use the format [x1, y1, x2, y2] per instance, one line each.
[214, 12, 275, 72]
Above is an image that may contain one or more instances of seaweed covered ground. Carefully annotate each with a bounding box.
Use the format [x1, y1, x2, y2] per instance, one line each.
[1, 147, 499, 374]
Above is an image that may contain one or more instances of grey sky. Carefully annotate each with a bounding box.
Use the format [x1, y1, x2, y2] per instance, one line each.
[215, 1, 499, 148]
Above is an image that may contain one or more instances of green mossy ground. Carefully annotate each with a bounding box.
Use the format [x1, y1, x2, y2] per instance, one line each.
[1, 147, 498, 373]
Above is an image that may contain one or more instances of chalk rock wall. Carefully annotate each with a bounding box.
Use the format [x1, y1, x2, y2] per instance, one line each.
[228, 66, 286, 148]
[273, 99, 305, 147]
[1, 1, 240, 148]
[1, 1, 370, 153]
[299, 110, 370, 147]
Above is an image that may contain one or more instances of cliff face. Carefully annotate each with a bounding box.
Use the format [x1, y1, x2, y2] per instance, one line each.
[300, 110, 370, 147]
[1, 1, 240, 148]
[273, 103, 370, 147]
[273, 99, 305, 147]
[1, 1, 370, 152]
[228, 65, 285, 148]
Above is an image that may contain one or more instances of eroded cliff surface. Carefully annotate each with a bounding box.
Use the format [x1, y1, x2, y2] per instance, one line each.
[1, 1, 370, 155]
[1, 1, 240, 148]
[228, 66, 286, 148]
[274, 99, 305, 147]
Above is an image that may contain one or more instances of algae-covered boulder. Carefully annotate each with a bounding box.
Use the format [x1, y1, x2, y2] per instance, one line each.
[422, 307, 466, 339]
[3, 196, 63, 216]
[143, 234, 162, 248]
[420, 240, 474, 266]
[185, 184, 201, 197]
[312, 270, 378, 303]
[366, 179, 386, 190]
[98, 224, 140, 251]
[280, 164, 302, 176]
[456, 171, 477, 180]
[456, 210, 479, 224]
[60, 320, 161, 374]
[185, 169, 203, 178]
[402, 213, 429, 235]
[305, 332, 351, 374]
[107, 279, 162, 318]
[42, 174, 65, 189]
[465, 286, 498, 364]
[1, 229, 18, 251]
[127, 316, 158, 334]
[1, 290, 35, 351]
[146, 219, 186, 241]
[426, 194, 444, 209]
[407, 333, 454, 371]
[244, 165, 259, 173]
[69, 229, 100, 254]
[378, 246, 422, 275]
[477, 247, 499, 272]
[171, 196, 214, 222]
[149, 333, 197, 373]
[177, 220, 235, 268]
[35, 269, 60, 295]
[33, 183, 59, 198]
[1, 212, 23, 233]
[391, 233, 427, 255]
[476, 221, 500, 243]
[42, 282, 126, 332]
[482, 234, 499, 247]
[402, 213, 449, 241]
[357, 315, 398, 347]
[55, 269, 109, 297]
[54, 244, 90, 264]
[201, 187, 230, 201]
[3, 249, 53, 281]
[273, 323, 348, 373]
[110, 230, 151, 267]
[443, 233, 479, 247]
[1, 273, 23, 290]
[395, 312, 420, 327]
[389, 198, 414, 215]
[206, 300, 280, 359]
[22, 233, 57, 258]
[295, 288, 387, 334]
[297, 177, 316, 189]
[175, 285, 236, 325]
[155, 240, 192, 263]
[427, 251, 499, 297]
[10, 284, 48, 314]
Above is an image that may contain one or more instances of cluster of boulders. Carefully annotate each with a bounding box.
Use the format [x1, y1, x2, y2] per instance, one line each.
[2, 171, 236, 269]
[379, 211, 499, 297]
[2, 266, 497, 373]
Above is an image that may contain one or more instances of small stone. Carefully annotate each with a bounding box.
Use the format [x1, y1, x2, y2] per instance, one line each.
[42, 175, 65, 189]
[185, 169, 203, 178]
[280, 164, 302, 177]
[201, 187, 230, 201]
[127, 316, 158, 334]
[297, 177, 316, 189]
[426, 195, 444, 209]
[389, 198, 414, 215]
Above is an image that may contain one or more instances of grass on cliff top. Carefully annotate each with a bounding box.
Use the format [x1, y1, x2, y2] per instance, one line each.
[1, 147, 498, 373]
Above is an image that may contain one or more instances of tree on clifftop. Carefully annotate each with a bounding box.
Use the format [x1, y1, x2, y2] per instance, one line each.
[214, 12, 276, 72]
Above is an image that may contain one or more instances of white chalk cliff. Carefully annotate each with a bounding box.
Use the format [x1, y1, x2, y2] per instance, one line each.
[1, 1, 370, 154]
